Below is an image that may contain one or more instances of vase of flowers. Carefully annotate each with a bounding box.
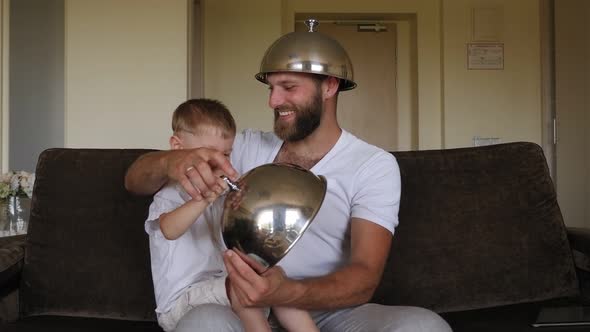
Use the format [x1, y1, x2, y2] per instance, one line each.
[0, 171, 35, 236]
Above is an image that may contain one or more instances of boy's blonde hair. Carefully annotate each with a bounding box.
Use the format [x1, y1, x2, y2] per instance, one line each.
[172, 99, 236, 138]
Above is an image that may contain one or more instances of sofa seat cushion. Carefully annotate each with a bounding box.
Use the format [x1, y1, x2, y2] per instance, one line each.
[0, 315, 162, 332]
[441, 302, 590, 332]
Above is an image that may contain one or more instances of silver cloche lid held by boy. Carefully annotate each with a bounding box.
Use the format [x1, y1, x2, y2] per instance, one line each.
[221, 163, 327, 270]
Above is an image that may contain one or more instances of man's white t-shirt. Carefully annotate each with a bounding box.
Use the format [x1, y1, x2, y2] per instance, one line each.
[231, 129, 401, 279]
[145, 185, 225, 313]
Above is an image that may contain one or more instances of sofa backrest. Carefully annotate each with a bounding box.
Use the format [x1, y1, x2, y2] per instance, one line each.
[372, 142, 579, 312]
[20, 143, 580, 319]
[21, 148, 157, 321]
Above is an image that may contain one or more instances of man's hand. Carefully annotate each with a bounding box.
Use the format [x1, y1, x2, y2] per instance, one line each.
[222, 219, 392, 311]
[165, 147, 238, 200]
[227, 275, 273, 332]
[227, 277, 245, 313]
[125, 148, 238, 197]
[223, 249, 302, 308]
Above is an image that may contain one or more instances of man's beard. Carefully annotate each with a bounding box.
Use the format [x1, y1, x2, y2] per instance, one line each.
[273, 90, 323, 142]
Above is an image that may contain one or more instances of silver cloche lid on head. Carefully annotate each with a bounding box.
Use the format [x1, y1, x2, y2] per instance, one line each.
[255, 19, 356, 91]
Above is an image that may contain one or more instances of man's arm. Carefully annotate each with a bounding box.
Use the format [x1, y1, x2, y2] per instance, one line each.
[124, 148, 238, 199]
[224, 218, 392, 310]
[124, 151, 173, 196]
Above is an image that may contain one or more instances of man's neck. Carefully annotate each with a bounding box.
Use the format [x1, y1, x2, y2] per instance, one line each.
[275, 124, 342, 170]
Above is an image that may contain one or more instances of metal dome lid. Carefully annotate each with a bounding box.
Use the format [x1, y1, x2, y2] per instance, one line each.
[221, 163, 327, 269]
[255, 19, 356, 91]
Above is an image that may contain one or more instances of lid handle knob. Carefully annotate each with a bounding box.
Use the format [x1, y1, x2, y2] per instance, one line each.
[305, 19, 318, 32]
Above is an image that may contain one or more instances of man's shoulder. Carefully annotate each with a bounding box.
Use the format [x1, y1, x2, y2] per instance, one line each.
[341, 131, 397, 167]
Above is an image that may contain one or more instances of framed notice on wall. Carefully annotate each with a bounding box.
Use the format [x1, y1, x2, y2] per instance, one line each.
[467, 43, 504, 70]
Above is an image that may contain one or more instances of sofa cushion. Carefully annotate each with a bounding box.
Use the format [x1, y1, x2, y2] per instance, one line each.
[20, 149, 157, 321]
[372, 142, 579, 312]
[0, 235, 25, 285]
[0, 315, 162, 332]
[441, 301, 590, 332]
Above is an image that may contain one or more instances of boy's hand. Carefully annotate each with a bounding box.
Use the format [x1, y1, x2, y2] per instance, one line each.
[203, 189, 221, 204]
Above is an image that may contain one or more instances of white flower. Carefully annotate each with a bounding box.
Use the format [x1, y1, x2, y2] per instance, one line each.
[0, 170, 35, 199]
[23, 174, 35, 197]
[9, 175, 19, 191]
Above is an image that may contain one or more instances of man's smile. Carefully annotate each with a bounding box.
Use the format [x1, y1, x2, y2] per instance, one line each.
[275, 109, 296, 121]
[277, 110, 294, 117]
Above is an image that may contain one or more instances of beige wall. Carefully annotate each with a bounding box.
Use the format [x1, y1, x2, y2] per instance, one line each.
[203, 0, 590, 226]
[23, 0, 589, 227]
[202, 0, 281, 132]
[442, 0, 542, 148]
[3, 0, 588, 228]
[65, 0, 188, 149]
[34, 0, 548, 151]
[202, 0, 443, 149]
[202, 0, 543, 150]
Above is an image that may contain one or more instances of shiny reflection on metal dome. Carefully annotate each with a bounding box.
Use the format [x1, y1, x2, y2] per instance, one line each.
[221, 163, 327, 270]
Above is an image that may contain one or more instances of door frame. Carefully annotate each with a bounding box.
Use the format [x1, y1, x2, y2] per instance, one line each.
[540, 0, 557, 181]
[0, 0, 9, 172]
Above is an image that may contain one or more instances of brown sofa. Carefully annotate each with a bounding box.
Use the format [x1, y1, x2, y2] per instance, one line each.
[0, 142, 588, 331]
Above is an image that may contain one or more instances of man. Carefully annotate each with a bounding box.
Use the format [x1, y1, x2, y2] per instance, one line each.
[125, 20, 451, 331]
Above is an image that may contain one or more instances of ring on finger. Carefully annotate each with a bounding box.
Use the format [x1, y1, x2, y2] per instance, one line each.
[185, 166, 195, 173]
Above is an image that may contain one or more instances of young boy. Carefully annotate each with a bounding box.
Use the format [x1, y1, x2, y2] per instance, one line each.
[145, 99, 318, 332]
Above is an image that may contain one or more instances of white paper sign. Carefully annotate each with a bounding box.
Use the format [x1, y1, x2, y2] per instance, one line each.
[467, 43, 504, 70]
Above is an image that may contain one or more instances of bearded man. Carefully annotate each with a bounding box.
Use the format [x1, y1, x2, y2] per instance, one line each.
[125, 20, 451, 332]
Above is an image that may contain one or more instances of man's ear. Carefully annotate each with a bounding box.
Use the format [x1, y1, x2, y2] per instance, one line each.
[169, 135, 183, 150]
[322, 76, 340, 99]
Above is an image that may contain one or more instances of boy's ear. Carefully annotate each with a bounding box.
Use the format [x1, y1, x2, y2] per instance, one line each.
[169, 135, 183, 150]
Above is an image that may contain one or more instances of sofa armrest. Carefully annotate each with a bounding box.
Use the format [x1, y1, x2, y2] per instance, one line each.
[0, 235, 25, 322]
[0, 235, 26, 287]
[567, 227, 590, 272]
[0, 235, 26, 248]
[566, 227, 590, 306]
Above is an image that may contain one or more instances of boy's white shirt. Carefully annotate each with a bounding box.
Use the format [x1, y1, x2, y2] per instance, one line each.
[146, 127, 401, 312]
[145, 185, 226, 313]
